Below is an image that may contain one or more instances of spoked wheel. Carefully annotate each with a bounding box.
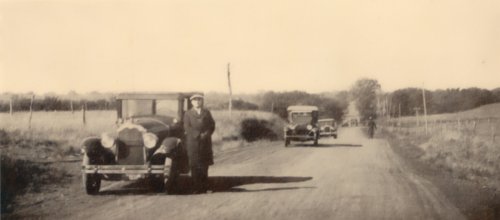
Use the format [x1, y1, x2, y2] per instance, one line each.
[82, 155, 101, 195]
[284, 138, 290, 147]
[164, 157, 179, 194]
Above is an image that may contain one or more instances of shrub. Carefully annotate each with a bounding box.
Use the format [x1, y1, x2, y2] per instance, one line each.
[240, 118, 279, 142]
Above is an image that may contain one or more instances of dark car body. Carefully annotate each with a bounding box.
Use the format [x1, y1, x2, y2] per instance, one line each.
[283, 105, 319, 147]
[318, 118, 338, 138]
[81, 92, 200, 195]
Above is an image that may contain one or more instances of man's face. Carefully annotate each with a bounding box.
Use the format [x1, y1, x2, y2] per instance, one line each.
[191, 98, 203, 108]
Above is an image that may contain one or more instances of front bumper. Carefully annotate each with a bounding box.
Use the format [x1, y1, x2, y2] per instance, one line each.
[320, 131, 337, 136]
[285, 130, 317, 141]
[82, 164, 168, 175]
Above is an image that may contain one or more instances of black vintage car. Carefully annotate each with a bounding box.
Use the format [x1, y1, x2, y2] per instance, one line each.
[318, 118, 338, 139]
[283, 105, 320, 147]
[81, 92, 199, 195]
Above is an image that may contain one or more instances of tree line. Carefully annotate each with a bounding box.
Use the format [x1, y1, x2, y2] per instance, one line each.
[0, 95, 116, 112]
[0, 91, 350, 122]
[386, 87, 500, 117]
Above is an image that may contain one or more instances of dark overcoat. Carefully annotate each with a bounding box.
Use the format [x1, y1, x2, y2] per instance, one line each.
[183, 108, 215, 168]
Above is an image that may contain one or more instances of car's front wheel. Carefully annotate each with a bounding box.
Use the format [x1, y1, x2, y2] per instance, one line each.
[82, 155, 101, 195]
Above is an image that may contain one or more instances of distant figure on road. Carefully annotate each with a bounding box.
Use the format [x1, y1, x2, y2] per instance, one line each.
[368, 117, 377, 139]
[184, 94, 216, 194]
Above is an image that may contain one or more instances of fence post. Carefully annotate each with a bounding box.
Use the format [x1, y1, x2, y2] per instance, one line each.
[82, 102, 87, 125]
[28, 94, 34, 129]
[490, 118, 495, 142]
[9, 96, 13, 116]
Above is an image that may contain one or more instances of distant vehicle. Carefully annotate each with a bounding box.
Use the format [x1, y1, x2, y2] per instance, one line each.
[81, 92, 199, 195]
[284, 105, 320, 147]
[318, 118, 338, 139]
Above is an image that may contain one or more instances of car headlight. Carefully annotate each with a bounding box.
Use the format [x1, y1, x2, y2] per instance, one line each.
[143, 132, 158, 149]
[307, 125, 313, 130]
[100, 133, 115, 148]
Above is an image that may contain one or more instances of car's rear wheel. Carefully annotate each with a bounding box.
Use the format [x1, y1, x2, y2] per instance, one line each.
[82, 155, 101, 195]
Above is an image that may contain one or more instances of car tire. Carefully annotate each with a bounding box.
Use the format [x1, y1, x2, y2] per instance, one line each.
[164, 157, 179, 194]
[148, 174, 165, 192]
[83, 174, 101, 195]
[313, 138, 318, 146]
[82, 154, 101, 195]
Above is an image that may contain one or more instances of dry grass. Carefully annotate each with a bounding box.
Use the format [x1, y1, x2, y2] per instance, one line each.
[0, 110, 284, 155]
[383, 124, 500, 190]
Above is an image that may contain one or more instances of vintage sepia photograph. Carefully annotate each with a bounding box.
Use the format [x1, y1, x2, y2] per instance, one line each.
[1, 0, 499, 219]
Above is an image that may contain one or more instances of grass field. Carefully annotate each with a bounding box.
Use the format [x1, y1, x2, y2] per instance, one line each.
[379, 103, 500, 219]
[382, 102, 500, 191]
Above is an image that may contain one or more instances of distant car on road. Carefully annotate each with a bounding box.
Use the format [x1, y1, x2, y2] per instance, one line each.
[81, 92, 198, 195]
[318, 118, 338, 139]
[284, 105, 320, 147]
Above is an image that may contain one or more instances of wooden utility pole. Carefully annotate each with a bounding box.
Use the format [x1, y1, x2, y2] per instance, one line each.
[227, 63, 233, 116]
[70, 100, 74, 114]
[422, 88, 428, 134]
[28, 94, 34, 129]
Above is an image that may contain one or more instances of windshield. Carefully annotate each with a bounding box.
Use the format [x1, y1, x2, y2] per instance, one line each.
[121, 99, 179, 118]
[156, 100, 178, 117]
[122, 100, 153, 118]
[290, 112, 313, 124]
[318, 120, 334, 126]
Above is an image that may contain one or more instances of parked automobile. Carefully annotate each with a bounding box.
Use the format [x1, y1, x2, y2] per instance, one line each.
[81, 92, 199, 195]
[283, 105, 319, 147]
[318, 118, 338, 139]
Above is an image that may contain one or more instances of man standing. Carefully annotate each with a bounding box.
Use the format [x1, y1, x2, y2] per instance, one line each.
[368, 116, 377, 139]
[183, 94, 215, 194]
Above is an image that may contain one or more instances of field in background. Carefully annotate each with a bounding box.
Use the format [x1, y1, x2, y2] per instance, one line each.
[0, 110, 285, 158]
[382, 103, 500, 187]
[380, 103, 500, 218]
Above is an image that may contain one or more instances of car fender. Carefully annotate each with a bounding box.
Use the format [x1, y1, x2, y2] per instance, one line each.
[81, 137, 115, 164]
[153, 137, 181, 156]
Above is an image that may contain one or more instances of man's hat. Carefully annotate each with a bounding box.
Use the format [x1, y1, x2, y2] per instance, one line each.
[190, 94, 204, 100]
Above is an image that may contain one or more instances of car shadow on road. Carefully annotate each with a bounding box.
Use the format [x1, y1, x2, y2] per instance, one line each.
[99, 175, 313, 195]
[207, 176, 313, 193]
[290, 143, 362, 148]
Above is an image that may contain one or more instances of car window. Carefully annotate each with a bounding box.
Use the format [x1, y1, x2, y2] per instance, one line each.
[291, 112, 312, 124]
[156, 99, 178, 117]
[319, 120, 333, 126]
[122, 100, 153, 118]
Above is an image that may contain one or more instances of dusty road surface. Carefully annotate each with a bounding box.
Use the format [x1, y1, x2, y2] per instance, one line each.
[63, 127, 464, 220]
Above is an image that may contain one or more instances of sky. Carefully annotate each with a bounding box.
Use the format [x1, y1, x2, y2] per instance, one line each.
[0, 0, 499, 94]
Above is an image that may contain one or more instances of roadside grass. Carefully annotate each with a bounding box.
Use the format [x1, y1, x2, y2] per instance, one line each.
[381, 126, 500, 219]
[0, 110, 285, 214]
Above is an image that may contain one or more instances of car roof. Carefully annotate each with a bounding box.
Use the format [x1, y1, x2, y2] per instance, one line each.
[116, 92, 202, 100]
[287, 105, 318, 112]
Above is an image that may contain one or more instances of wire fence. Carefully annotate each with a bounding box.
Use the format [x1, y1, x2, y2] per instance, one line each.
[383, 117, 500, 143]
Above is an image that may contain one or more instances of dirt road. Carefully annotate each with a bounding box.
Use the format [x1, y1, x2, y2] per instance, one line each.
[59, 127, 464, 220]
